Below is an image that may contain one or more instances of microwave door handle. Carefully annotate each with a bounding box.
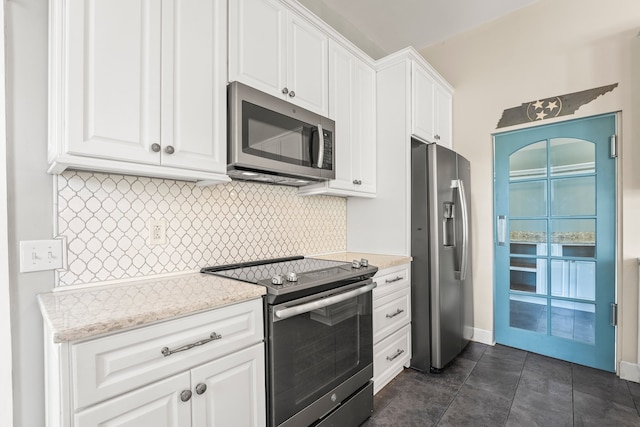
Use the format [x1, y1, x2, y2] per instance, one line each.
[316, 124, 324, 168]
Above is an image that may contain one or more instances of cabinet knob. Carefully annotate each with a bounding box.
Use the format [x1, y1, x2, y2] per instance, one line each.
[195, 383, 207, 395]
[164, 145, 175, 155]
[288, 90, 295, 98]
[434, 134, 441, 141]
[282, 87, 289, 95]
[352, 179, 362, 185]
[151, 143, 161, 152]
[180, 390, 192, 402]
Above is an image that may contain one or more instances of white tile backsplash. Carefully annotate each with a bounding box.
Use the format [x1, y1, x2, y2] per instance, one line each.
[56, 171, 347, 287]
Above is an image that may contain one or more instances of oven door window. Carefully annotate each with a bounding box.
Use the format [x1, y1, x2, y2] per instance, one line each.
[269, 291, 373, 426]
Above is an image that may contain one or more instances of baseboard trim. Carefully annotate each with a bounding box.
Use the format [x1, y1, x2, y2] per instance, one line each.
[471, 327, 494, 346]
[619, 361, 640, 383]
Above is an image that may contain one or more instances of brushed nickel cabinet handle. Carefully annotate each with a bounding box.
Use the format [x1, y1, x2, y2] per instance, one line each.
[195, 383, 207, 395]
[161, 332, 223, 357]
[386, 349, 405, 362]
[386, 309, 405, 319]
[385, 276, 403, 284]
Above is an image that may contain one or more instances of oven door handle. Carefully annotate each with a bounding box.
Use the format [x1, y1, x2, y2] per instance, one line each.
[274, 282, 377, 321]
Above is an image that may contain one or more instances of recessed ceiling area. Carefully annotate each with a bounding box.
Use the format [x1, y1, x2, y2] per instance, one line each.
[298, 0, 539, 56]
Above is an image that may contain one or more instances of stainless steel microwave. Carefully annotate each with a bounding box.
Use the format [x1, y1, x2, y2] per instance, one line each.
[227, 82, 335, 187]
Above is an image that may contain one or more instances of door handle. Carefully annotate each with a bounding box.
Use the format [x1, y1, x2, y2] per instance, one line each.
[315, 124, 325, 169]
[452, 179, 469, 281]
[497, 215, 507, 246]
[274, 282, 376, 320]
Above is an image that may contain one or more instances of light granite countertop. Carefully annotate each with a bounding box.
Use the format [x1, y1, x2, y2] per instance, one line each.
[37, 273, 265, 343]
[38, 252, 410, 343]
[312, 252, 412, 271]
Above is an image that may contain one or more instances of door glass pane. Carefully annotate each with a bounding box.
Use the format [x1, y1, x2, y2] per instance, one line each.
[551, 219, 595, 257]
[551, 177, 595, 216]
[509, 140, 547, 180]
[550, 138, 595, 176]
[510, 295, 547, 333]
[551, 301, 595, 344]
[510, 219, 547, 255]
[510, 181, 547, 217]
[510, 257, 547, 294]
[550, 260, 595, 300]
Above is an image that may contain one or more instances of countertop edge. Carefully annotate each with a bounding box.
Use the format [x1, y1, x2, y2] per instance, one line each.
[38, 272, 266, 343]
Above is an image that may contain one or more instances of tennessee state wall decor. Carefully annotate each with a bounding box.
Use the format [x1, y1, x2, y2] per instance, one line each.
[496, 83, 618, 128]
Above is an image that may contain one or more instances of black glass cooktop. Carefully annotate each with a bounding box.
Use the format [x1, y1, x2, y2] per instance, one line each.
[201, 256, 378, 300]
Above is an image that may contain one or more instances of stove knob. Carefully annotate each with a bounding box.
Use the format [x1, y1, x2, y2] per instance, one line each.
[352, 260, 361, 269]
[272, 275, 284, 285]
[286, 272, 298, 282]
[360, 258, 369, 267]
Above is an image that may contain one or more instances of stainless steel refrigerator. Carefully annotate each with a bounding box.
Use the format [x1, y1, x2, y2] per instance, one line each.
[410, 140, 474, 372]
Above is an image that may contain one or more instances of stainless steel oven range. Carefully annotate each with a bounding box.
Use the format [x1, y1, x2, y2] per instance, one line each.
[201, 256, 378, 427]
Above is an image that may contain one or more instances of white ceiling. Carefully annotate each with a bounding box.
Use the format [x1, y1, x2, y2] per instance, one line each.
[314, 0, 540, 53]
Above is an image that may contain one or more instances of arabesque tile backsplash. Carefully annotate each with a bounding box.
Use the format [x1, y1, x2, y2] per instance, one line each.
[56, 171, 347, 287]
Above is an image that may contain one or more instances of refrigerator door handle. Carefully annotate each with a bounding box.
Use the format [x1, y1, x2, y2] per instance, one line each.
[452, 179, 469, 281]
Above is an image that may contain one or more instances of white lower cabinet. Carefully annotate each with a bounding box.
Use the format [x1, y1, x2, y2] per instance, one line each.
[45, 299, 266, 427]
[372, 263, 412, 394]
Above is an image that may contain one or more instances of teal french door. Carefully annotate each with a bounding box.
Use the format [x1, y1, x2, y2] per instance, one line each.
[494, 114, 616, 371]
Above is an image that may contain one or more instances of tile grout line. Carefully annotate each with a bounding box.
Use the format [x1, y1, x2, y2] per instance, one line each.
[502, 351, 528, 426]
[435, 344, 488, 426]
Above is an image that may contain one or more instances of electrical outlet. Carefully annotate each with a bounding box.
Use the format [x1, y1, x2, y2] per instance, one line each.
[148, 219, 167, 245]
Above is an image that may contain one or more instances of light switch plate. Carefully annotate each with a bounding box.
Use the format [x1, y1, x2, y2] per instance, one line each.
[19, 239, 64, 273]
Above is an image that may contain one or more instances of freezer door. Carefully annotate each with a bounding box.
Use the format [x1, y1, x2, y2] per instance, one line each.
[410, 141, 431, 371]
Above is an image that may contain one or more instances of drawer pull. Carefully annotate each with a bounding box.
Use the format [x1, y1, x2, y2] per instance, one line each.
[161, 332, 223, 357]
[386, 309, 405, 319]
[386, 349, 405, 362]
[385, 276, 403, 284]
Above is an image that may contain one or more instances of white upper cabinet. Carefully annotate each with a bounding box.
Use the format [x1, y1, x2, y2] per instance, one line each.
[48, 0, 230, 184]
[229, 0, 329, 116]
[298, 40, 376, 198]
[411, 61, 453, 148]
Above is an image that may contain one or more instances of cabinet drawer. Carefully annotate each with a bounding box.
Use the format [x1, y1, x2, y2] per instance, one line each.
[373, 324, 411, 395]
[373, 264, 409, 299]
[373, 285, 411, 344]
[72, 298, 263, 409]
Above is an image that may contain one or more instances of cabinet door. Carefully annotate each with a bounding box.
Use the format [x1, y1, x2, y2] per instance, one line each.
[229, 0, 286, 98]
[351, 57, 376, 193]
[327, 42, 355, 191]
[160, 0, 227, 173]
[286, 14, 329, 115]
[75, 372, 191, 427]
[65, 0, 161, 164]
[411, 62, 435, 144]
[434, 85, 453, 148]
[191, 343, 266, 427]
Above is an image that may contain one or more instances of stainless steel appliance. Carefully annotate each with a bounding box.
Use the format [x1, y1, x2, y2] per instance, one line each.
[410, 141, 474, 372]
[227, 82, 335, 186]
[201, 256, 377, 427]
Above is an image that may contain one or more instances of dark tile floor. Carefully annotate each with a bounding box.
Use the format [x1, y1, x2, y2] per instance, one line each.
[364, 342, 640, 426]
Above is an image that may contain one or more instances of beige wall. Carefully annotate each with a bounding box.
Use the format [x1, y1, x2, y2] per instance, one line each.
[420, 0, 640, 369]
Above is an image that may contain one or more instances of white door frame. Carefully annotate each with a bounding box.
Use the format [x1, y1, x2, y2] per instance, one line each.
[0, 0, 14, 424]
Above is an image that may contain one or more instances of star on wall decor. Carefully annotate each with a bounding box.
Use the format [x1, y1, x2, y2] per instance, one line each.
[496, 83, 618, 128]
